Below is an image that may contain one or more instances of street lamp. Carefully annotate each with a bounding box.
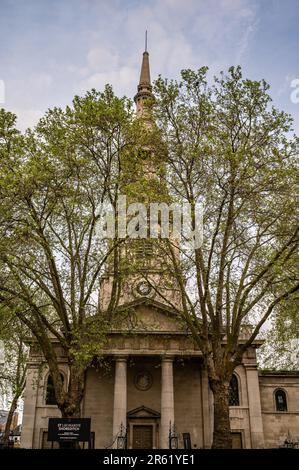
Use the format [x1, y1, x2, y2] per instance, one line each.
[117, 423, 127, 449]
[169, 422, 179, 449]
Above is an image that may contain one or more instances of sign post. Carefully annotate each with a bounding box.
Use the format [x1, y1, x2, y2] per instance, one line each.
[48, 418, 91, 448]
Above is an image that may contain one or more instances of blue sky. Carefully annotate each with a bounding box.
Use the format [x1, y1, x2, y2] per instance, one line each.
[0, 0, 298, 133]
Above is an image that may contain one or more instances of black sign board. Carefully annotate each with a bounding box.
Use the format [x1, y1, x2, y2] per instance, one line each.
[48, 418, 91, 442]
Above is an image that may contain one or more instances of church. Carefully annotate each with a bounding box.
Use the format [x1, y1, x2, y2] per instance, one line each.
[20, 47, 299, 450]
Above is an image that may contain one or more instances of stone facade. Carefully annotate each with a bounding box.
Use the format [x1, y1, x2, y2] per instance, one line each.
[20, 300, 299, 449]
[259, 371, 299, 448]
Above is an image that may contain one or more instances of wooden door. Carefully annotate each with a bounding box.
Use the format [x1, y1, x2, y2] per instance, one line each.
[231, 432, 243, 449]
[132, 425, 153, 449]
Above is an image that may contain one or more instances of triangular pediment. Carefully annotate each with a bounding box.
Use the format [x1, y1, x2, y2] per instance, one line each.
[112, 298, 185, 333]
[116, 297, 179, 316]
[127, 405, 160, 419]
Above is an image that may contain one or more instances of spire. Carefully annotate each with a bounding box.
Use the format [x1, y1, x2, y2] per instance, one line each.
[134, 31, 153, 115]
[139, 50, 151, 86]
[139, 30, 151, 86]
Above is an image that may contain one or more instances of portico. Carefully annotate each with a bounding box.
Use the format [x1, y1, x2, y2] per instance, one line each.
[112, 354, 176, 449]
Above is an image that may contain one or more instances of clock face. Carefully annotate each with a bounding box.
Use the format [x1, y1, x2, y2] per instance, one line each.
[136, 281, 152, 296]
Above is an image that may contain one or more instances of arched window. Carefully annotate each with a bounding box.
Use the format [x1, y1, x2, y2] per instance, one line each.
[229, 374, 240, 406]
[275, 389, 287, 412]
[45, 373, 64, 405]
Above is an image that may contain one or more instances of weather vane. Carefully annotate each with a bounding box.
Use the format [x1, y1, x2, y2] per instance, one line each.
[145, 30, 148, 52]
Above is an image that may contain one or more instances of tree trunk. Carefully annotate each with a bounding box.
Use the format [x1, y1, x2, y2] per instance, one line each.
[2, 395, 18, 447]
[57, 366, 85, 449]
[59, 370, 85, 418]
[210, 380, 232, 449]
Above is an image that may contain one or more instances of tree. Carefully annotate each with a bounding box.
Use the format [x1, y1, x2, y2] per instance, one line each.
[0, 309, 27, 447]
[151, 66, 299, 448]
[0, 86, 139, 423]
[259, 296, 299, 370]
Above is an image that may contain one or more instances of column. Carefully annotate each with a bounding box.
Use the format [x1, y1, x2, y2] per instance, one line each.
[20, 367, 39, 448]
[245, 364, 264, 448]
[112, 356, 127, 444]
[160, 356, 174, 449]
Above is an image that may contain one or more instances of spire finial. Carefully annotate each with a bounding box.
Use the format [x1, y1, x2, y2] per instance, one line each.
[145, 30, 148, 52]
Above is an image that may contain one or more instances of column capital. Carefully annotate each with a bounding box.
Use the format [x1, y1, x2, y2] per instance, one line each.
[114, 355, 128, 363]
[161, 355, 175, 362]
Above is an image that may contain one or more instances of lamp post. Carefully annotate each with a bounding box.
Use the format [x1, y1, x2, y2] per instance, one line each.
[169, 422, 179, 449]
[117, 423, 127, 449]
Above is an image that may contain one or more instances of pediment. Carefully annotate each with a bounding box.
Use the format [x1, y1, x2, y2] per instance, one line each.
[112, 298, 185, 333]
[127, 405, 160, 419]
[116, 297, 179, 316]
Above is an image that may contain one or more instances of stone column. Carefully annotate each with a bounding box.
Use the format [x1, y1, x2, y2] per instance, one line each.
[245, 364, 264, 448]
[160, 356, 174, 449]
[20, 367, 39, 448]
[112, 356, 127, 445]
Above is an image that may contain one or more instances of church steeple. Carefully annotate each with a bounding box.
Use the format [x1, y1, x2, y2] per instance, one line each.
[134, 31, 154, 116]
[99, 41, 182, 313]
[139, 50, 151, 86]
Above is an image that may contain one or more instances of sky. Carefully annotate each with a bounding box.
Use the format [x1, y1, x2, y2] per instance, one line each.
[0, 0, 299, 133]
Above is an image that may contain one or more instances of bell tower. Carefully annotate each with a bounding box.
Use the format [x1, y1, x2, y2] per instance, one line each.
[99, 41, 181, 314]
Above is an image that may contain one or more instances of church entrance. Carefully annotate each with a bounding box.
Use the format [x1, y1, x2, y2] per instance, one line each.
[127, 406, 160, 449]
[132, 425, 153, 449]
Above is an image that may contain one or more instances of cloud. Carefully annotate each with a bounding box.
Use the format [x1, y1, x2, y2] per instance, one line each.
[11, 108, 44, 132]
[235, 18, 259, 64]
[75, 43, 136, 96]
[78, 66, 137, 97]
[5, 73, 53, 110]
[2, 0, 298, 134]
[77, 0, 258, 96]
[87, 45, 119, 72]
